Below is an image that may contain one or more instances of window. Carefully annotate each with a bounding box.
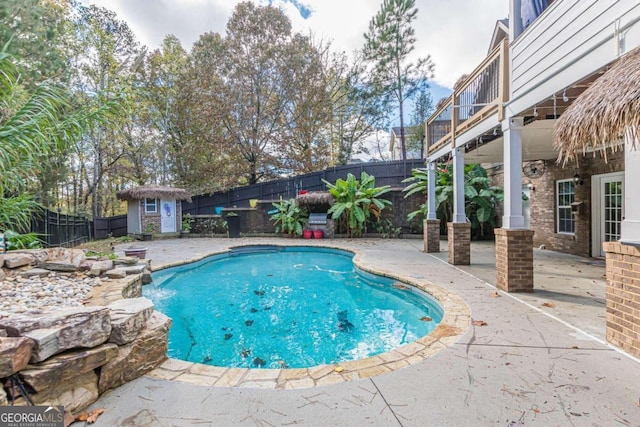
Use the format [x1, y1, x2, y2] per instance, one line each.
[557, 180, 575, 234]
[144, 198, 157, 214]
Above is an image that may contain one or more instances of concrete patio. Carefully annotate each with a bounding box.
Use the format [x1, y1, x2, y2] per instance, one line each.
[89, 237, 639, 426]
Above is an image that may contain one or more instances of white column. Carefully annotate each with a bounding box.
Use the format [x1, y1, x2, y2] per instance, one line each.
[427, 161, 437, 220]
[622, 130, 640, 243]
[452, 147, 466, 223]
[502, 117, 525, 229]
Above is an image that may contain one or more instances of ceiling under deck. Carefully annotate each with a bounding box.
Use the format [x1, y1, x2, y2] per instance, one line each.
[463, 119, 559, 164]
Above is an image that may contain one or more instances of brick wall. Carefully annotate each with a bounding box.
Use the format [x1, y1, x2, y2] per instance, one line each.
[603, 241, 640, 358]
[140, 199, 181, 234]
[526, 150, 624, 257]
[495, 228, 534, 292]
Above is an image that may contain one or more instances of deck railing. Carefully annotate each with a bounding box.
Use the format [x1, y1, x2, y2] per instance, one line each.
[427, 38, 508, 154]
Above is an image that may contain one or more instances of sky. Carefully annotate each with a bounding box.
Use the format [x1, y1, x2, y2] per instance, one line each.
[84, 0, 509, 99]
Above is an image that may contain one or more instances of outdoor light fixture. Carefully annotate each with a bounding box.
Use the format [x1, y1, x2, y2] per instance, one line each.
[533, 106, 538, 117]
[572, 173, 583, 186]
[563, 89, 569, 102]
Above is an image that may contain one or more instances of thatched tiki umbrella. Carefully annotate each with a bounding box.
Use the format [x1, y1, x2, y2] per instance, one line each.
[554, 46, 640, 164]
[116, 185, 192, 236]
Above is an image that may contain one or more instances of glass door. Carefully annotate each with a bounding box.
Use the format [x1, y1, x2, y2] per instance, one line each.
[601, 177, 623, 251]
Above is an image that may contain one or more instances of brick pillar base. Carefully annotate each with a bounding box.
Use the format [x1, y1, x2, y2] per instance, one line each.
[495, 228, 534, 292]
[603, 242, 640, 358]
[447, 222, 471, 265]
[424, 219, 441, 253]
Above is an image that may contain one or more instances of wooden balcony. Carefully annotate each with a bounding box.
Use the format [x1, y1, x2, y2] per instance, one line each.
[427, 39, 508, 155]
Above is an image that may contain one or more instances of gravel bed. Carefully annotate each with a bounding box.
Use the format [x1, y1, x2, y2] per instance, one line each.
[0, 273, 103, 318]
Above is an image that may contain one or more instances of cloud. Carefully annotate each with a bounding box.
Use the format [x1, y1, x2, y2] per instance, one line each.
[83, 0, 508, 88]
[267, 0, 313, 19]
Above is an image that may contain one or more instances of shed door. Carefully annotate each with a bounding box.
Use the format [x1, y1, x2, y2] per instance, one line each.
[160, 199, 176, 233]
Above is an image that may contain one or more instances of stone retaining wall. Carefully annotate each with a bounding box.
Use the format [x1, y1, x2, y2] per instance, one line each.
[0, 249, 171, 416]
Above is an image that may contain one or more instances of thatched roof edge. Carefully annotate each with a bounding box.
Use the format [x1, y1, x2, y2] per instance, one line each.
[554, 46, 640, 164]
[295, 191, 335, 206]
[116, 185, 192, 202]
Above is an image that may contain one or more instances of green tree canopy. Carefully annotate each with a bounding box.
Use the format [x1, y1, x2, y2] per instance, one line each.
[363, 0, 434, 161]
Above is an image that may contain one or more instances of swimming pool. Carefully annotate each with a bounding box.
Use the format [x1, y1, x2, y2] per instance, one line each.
[144, 246, 443, 369]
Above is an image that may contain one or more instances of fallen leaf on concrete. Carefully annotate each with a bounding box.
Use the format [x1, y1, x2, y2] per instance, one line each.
[87, 408, 105, 424]
[471, 320, 487, 326]
[334, 366, 344, 373]
[542, 302, 555, 308]
[572, 346, 579, 349]
[74, 412, 88, 422]
[490, 291, 500, 298]
[420, 316, 432, 322]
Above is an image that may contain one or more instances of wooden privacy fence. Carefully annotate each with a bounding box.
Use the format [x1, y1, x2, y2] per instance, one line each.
[30, 209, 94, 248]
[93, 214, 128, 240]
[183, 159, 424, 215]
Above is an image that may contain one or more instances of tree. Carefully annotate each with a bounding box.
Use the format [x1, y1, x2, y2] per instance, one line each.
[0, 51, 123, 230]
[407, 86, 433, 158]
[363, 0, 434, 161]
[277, 35, 333, 174]
[327, 51, 390, 165]
[216, 2, 294, 184]
[0, 0, 75, 86]
[71, 4, 139, 217]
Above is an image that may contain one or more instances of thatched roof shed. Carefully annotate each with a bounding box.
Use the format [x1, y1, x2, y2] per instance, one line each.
[554, 47, 640, 164]
[116, 185, 192, 202]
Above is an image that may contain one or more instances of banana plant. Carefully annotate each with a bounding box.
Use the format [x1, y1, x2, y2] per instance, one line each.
[323, 172, 392, 237]
[269, 198, 308, 236]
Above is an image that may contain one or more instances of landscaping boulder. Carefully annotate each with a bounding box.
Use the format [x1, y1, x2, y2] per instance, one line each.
[0, 306, 111, 362]
[89, 260, 114, 277]
[14, 370, 99, 414]
[105, 268, 127, 279]
[99, 311, 171, 393]
[4, 252, 35, 269]
[38, 248, 86, 272]
[113, 257, 140, 266]
[107, 298, 154, 345]
[121, 264, 147, 275]
[20, 268, 51, 278]
[20, 343, 118, 392]
[142, 271, 152, 284]
[0, 336, 34, 377]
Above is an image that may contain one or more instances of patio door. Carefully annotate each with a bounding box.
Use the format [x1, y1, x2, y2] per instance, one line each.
[592, 172, 624, 257]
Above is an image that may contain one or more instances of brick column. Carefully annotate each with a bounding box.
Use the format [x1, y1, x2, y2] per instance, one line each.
[447, 222, 470, 265]
[424, 219, 441, 253]
[603, 242, 640, 358]
[495, 228, 534, 292]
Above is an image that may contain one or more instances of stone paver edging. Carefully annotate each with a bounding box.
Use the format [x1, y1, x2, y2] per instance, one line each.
[111, 242, 470, 389]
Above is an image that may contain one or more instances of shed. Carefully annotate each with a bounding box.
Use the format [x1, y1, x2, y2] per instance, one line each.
[116, 185, 192, 235]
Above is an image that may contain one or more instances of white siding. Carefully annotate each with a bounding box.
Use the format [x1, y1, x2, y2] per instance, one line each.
[508, 0, 640, 116]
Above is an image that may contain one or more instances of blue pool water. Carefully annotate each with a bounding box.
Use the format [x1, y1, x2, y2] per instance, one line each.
[144, 246, 443, 369]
